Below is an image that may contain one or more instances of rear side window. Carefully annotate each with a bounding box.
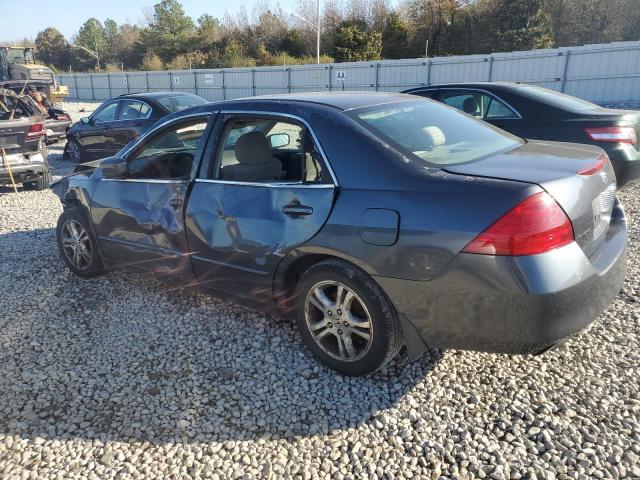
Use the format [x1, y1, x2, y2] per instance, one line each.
[119, 100, 151, 120]
[352, 100, 522, 166]
[440, 91, 518, 120]
[157, 95, 207, 113]
[92, 102, 118, 123]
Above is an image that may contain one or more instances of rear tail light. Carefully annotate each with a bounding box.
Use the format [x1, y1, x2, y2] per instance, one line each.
[584, 126, 637, 145]
[577, 152, 608, 175]
[26, 123, 45, 139]
[56, 113, 71, 121]
[462, 192, 574, 256]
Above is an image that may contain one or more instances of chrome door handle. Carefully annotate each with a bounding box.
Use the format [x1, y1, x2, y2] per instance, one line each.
[282, 204, 313, 216]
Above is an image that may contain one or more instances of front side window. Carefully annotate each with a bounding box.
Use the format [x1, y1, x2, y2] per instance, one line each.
[119, 100, 152, 120]
[215, 117, 326, 184]
[440, 91, 518, 120]
[353, 100, 522, 166]
[127, 119, 208, 179]
[92, 102, 119, 123]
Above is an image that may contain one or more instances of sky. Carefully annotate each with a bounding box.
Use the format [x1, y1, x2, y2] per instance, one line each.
[0, 0, 304, 42]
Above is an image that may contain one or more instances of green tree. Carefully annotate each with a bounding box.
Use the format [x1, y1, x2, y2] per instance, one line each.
[381, 12, 410, 59]
[35, 27, 69, 70]
[221, 40, 256, 67]
[489, 0, 554, 51]
[333, 20, 382, 62]
[141, 0, 195, 62]
[75, 18, 106, 64]
[141, 52, 164, 70]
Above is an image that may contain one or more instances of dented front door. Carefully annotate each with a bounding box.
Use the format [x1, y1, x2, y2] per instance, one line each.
[91, 178, 191, 274]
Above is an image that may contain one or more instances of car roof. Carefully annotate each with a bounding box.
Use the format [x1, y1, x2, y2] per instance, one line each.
[404, 82, 522, 93]
[219, 92, 419, 111]
[118, 91, 200, 100]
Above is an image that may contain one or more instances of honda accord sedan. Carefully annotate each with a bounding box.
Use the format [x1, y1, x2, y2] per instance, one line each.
[403, 82, 640, 187]
[52, 92, 627, 376]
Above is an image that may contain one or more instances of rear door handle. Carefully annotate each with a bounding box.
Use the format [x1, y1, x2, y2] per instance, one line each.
[282, 204, 313, 216]
[169, 198, 183, 208]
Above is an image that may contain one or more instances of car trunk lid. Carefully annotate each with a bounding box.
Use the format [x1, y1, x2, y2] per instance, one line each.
[444, 140, 617, 258]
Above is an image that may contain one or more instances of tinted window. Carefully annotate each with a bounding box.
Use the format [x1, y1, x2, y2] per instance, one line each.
[119, 100, 151, 120]
[353, 100, 522, 166]
[128, 120, 208, 179]
[441, 91, 518, 119]
[511, 84, 600, 112]
[157, 95, 207, 113]
[92, 102, 118, 123]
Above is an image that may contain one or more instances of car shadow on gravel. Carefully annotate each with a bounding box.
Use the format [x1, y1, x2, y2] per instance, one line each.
[0, 227, 443, 445]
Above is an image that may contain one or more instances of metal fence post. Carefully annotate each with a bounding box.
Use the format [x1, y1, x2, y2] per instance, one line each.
[221, 70, 226, 100]
[328, 65, 333, 91]
[145, 72, 150, 92]
[287, 68, 291, 93]
[125, 73, 130, 94]
[73, 75, 79, 100]
[374, 63, 380, 91]
[561, 50, 572, 92]
[168, 71, 173, 91]
[487, 55, 494, 81]
[193, 71, 198, 97]
[426, 61, 431, 86]
[107, 74, 112, 99]
[89, 74, 95, 101]
[252, 69, 256, 96]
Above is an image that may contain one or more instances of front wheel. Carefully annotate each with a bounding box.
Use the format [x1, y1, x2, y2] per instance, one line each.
[22, 169, 51, 191]
[56, 208, 104, 277]
[295, 259, 403, 376]
[63, 138, 82, 163]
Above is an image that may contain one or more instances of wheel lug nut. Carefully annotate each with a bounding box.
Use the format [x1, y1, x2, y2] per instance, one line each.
[337, 329, 343, 334]
[328, 322, 333, 327]
[343, 322, 348, 327]
[337, 309, 342, 315]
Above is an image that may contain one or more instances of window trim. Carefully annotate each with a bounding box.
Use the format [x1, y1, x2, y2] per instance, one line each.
[202, 110, 338, 188]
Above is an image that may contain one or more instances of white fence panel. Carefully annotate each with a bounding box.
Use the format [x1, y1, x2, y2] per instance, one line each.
[57, 41, 640, 103]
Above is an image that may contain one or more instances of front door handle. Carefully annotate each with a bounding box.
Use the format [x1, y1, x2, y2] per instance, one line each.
[282, 204, 313, 216]
[169, 198, 183, 208]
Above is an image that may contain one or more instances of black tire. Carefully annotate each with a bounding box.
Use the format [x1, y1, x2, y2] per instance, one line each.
[63, 138, 82, 163]
[22, 169, 51, 191]
[56, 207, 104, 278]
[294, 259, 403, 376]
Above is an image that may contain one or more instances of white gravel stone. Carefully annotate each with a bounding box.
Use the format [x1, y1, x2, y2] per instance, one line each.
[0, 101, 638, 479]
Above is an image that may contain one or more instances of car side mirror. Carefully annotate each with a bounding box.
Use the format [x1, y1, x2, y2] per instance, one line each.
[81, 116, 91, 125]
[100, 156, 128, 179]
[268, 133, 290, 149]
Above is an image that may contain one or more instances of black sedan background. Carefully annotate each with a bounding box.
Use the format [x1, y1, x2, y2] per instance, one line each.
[52, 92, 626, 376]
[62, 91, 207, 163]
[403, 82, 640, 187]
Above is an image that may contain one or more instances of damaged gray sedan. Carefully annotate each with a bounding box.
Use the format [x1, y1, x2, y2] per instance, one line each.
[0, 88, 49, 190]
[52, 93, 626, 376]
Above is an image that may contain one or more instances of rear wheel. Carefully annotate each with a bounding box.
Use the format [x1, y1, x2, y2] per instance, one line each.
[22, 169, 51, 191]
[295, 259, 403, 376]
[56, 208, 104, 277]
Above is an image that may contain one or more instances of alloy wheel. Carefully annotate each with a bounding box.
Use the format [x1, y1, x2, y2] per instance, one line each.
[68, 140, 81, 162]
[60, 219, 93, 270]
[304, 280, 373, 362]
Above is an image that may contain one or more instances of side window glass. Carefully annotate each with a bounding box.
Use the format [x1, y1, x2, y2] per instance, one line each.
[216, 118, 326, 184]
[128, 120, 208, 180]
[92, 102, 118, 123]
[441, 92, 481, 117]
[485, 96, 518, 119]
[119, 100, 151, 120]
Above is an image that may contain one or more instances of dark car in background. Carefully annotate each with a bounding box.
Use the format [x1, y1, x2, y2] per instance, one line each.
[0, 88, 50, 190]
[403, 82, 640, 187]
[53, 93, 626, 376]
[63, 91, 207, 163]
[0, 80, 72, 144]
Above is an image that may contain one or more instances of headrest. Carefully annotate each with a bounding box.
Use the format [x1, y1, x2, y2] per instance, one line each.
[421, 126, 446, 147]
[463, 97, 479, 115]
[235, 131, 273, 166]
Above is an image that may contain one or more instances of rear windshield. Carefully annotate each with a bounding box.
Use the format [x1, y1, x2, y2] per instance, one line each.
[352, 100, 522, 166]
[511, 84, 600, 112]
[157, 95, 207, 113]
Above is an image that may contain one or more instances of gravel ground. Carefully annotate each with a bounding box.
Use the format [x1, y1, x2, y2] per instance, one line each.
[0, 103, 639, 479]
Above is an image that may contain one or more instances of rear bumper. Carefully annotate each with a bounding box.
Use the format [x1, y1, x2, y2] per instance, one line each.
[45, 120, 71, 141]
[0, 152, 48, 183]
[376, 199, 627, 354]
[606, 145, 640, 187]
